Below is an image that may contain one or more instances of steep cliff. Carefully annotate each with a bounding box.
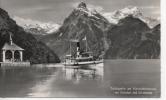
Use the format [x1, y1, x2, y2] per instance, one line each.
[0, 8, 60, 64]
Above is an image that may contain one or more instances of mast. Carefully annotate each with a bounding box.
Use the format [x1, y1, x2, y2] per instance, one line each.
[69, 41, 71, 61]
[86, 37, 87, 52]
[9, 33, 13, 45]
[70, 40, 71, 56]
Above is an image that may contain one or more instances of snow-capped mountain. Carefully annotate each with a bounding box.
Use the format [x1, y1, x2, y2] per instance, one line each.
[41, 2, 109, 58]
[23, 23, 60, 35]
[74, 2, 101, 19]
[103, 6, 160, 28]
[40, 2, 160, 59]
[13, 16, 60, 35]
[0, 8, 60, 63]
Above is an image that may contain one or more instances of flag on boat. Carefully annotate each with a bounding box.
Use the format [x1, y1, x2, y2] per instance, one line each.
[83, 36, 87, 41]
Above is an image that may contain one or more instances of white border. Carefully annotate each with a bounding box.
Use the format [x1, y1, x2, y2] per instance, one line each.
[161, 0, 166, 99]
[1, 0, 165, 100]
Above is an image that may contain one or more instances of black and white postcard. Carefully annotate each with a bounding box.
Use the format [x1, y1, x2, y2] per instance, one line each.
[0, 0, 162, 98]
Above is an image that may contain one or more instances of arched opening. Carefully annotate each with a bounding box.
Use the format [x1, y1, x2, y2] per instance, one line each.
[14, 51, 20, 62]
[5, 50, 12, 61]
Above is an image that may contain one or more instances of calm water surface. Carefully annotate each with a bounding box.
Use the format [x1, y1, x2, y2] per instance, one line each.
[0, 64, 106, 97]
[0, 60, 160, 98]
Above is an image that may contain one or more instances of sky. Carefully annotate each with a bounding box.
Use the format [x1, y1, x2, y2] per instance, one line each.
[0, 0, 160, 25]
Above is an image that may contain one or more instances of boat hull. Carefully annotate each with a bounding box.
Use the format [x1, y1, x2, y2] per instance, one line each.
[63, 60, 103, 66]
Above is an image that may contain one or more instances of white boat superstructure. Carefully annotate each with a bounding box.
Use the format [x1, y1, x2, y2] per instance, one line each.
[63, 36, 103, 66]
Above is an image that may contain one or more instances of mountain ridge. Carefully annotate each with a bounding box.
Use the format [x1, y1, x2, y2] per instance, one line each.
[104, 16, 160, 59]
[13, 5, 159, 36]
[0, 8, 60, 64]
[13, 16, 60, 34]
[3, 2, 159, 60]
[40, 2, 160, 59]
[41, 2, 110, 59]
[102, 6, 160, 28]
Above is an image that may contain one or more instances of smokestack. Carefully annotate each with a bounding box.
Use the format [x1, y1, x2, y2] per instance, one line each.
[76, 42, 80, 58]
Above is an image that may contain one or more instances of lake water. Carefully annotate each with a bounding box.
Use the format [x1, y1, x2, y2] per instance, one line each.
[104, 59, 160, 98]
[0, 64, 106, 97]
[0, 60, 160, 98]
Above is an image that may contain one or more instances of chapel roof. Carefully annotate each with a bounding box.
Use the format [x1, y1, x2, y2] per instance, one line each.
[2, 43, 24, 51]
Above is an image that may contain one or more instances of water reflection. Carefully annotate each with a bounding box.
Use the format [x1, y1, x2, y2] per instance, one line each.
[63, 64, 103, 83]
[0, 67, 58, 97]
[0, 63, 105, 97]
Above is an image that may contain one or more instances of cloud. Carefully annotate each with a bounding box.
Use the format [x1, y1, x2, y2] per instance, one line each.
[13, 16, 60, 27]
[13, 16, 45, 26]
[157, 17, 160, 21]
[16, 6, 53, 14]
[140, 6, 160, 18]
[13, 16, 61, 33]
[152, 10, 160, 15]
[141, 6, 160, 9]
[71, 2, 79, 8]
[71, 2, 104, 12]
[87, 4, 104, 12]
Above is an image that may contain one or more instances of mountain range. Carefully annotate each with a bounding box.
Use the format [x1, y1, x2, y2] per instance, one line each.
[13, 16, 60, 35]
[40, 2, 160, 59]
[41, 2, 110, 59]
[23, 23, 60, 35]
[104, 16, 160, 59]
[0, 8, 60, 64]
[0, 2, 160, 61]
[16, 5, 159, 37]
[103, 6, 160, 28]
